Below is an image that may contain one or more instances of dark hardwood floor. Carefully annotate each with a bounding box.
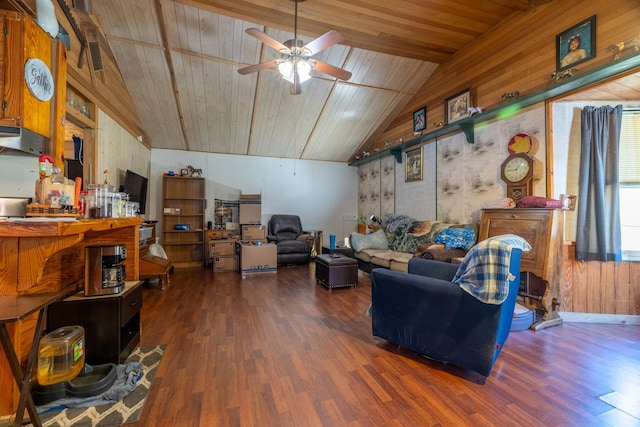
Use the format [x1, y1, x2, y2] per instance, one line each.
[133, 262, 640, 427]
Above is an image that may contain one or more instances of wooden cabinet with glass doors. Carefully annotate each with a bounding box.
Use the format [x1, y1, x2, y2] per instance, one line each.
[162, 176, 206, 267]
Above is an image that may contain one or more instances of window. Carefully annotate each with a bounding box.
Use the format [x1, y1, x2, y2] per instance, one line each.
[619, 110, 640, 261]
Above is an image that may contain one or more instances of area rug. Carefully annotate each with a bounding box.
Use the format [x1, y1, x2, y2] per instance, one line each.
[34, 344, 166, 427]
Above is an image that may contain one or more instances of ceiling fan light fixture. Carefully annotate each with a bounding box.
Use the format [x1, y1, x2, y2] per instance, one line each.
[278, 61, 293, 78]
[237, 0, 350, 94]
[279, 59, 312, 84]
[297, 60, 311, 82]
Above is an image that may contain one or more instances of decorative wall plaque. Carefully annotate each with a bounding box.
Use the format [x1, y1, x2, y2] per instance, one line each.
[24, 58, 54, 102]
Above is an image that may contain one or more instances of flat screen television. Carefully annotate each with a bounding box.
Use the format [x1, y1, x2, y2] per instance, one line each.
[123, 170, 148, 215]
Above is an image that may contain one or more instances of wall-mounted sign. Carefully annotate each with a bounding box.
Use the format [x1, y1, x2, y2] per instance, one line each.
[24, 58, 54, 102]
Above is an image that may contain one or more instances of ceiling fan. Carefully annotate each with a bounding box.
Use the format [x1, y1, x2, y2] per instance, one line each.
[237, 0, 352, 95]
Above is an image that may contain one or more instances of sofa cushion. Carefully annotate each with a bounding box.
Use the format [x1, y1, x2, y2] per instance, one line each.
[355, 248, 388, 262]
[434, 225, 477, 250]
[350, 229, 388, 252]
[390, 251, 413, 263]
[370, 250, 413, 269]
[370, 251, 393, 268]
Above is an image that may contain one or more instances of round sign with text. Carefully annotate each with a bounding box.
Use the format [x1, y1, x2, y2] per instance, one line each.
[24, 58, 54, 102]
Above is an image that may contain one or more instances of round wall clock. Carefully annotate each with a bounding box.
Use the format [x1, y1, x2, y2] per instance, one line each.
[500, 152, 534, 200]
[507, 133, 533, 154]
[24, 58, 54, 102]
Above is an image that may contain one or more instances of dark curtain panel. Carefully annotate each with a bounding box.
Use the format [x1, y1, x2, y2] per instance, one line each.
[576, 105, 623, 261]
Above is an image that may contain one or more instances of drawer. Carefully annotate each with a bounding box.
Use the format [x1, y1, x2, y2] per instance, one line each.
[121, 284, 143, 325]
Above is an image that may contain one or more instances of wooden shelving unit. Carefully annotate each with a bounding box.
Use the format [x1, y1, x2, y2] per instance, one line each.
[162, 176, 206, 268]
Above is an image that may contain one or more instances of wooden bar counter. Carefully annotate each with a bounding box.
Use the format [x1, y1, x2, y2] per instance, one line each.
[0, 217, 142, 417]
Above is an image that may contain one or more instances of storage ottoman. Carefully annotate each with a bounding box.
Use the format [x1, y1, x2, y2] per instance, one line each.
[315, 254, 358, 289]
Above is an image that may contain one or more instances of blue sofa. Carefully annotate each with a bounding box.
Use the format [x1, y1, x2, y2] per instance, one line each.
[370, 241, 524, 378]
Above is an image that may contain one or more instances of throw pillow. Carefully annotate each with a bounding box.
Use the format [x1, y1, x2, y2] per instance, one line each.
[425, 222, 455, 243]
[433, 225, 476, 250]
[406, 220, 436, 237]
[350, 229, 389, 252]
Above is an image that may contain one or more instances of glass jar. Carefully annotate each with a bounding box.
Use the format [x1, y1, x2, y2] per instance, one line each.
[78, 190, 88, 217]
[112, 192, 122, 217]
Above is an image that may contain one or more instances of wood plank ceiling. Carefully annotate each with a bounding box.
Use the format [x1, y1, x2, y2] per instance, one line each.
[87, 0, 543, 162]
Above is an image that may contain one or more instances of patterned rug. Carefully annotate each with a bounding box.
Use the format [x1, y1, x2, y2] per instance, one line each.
[34, 345, 166, 427]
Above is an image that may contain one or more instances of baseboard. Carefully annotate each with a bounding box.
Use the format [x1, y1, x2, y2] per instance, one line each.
[559, 312, 640, 325]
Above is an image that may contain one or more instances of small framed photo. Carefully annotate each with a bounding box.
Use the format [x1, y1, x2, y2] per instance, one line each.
[413, 107, 426, 133]
[405, 147, 423, 182]
[556, 15, 596, 71]
[445, 89, 471, 124]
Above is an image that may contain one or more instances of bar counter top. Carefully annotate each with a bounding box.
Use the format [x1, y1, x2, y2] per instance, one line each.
[0, 217, 142, 237]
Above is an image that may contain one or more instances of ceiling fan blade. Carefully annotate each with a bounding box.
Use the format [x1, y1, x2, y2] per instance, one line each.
[245, 28, 288, 52]
[303, 30, 344, 55]
[291, 72, 302, 95]
[237, 59, 279, 75]
[313, 60, 352, 81]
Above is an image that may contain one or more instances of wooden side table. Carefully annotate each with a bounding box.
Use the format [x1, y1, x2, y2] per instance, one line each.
[0, 292, 66, 426]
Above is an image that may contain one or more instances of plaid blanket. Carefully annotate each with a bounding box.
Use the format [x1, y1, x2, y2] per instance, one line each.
[453, 235, 532, 304]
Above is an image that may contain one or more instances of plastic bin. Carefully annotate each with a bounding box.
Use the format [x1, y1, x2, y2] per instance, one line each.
[37, 326, 85, 385]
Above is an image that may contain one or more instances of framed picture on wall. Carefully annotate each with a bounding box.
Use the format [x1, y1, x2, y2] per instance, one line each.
[445, 89, 471, 124]
[405, 147, 423, 182]
[413, 107, 426, 133]
[556, 15, 596, 71]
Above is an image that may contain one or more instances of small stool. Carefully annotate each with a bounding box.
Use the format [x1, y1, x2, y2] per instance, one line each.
[315, 254, 358, 289]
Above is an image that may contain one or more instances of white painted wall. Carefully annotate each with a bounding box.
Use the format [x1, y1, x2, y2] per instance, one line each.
[150, 149, 358, 247]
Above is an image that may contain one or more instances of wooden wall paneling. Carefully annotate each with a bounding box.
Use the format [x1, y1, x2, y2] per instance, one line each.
[96, 110, 151, 190]
[53, 39, 68, 172]
[371, 0, 640, 152]
[28, 245, 84, 295]
[614, 262, 631, 315]
[0, 237, 18, 295]
[561, 244, 640, 316]
[17, 235, 82, 292]
[586, 260, 601, 313]
[601, 261, 617, 314]
[560, 243, 576, 312]
[63, 30, 144, 144]
[632, 263, 640, 315]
